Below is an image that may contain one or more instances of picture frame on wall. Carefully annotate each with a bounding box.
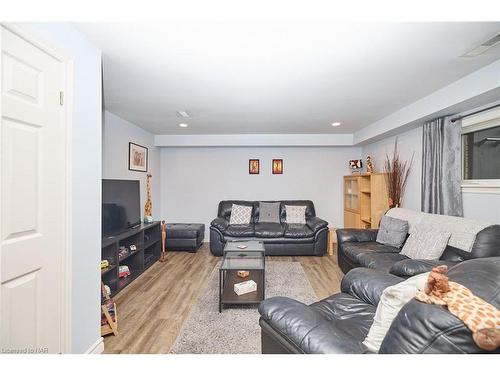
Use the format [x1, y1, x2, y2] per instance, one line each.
[272, 159, 283, 174]
[128, 142, 148, 172]
[249, 159, 260, 174]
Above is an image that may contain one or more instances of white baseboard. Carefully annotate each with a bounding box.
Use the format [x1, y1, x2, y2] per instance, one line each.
[85, 337, 104, 354]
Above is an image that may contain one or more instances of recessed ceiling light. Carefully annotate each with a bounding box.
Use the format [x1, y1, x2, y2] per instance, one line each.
[331, 122, 341, 127]
[179, 123, 189, 128]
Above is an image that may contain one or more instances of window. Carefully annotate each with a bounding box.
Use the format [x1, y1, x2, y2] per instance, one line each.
[461, 107, 500, 193]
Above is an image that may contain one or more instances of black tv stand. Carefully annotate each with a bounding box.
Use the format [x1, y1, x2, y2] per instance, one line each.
[101, 221, 161, 296]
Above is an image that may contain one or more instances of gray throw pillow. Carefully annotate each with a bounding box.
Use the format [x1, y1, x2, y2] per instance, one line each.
[258, 202, 280, 223]
[400, 226, 451, 260]
[376, 215, 409, 248]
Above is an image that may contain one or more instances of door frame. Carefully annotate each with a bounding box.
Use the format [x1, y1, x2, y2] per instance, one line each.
[0, 22, 74, 353]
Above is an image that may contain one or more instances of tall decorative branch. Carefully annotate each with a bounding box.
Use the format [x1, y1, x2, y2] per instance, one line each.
[383, 138, 414, 208]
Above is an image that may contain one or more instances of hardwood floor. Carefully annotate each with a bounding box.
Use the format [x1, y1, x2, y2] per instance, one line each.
[103, 243, 343, 354]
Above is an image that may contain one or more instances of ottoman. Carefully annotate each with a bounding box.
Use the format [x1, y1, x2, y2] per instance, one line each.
[166, 223, 205, 252]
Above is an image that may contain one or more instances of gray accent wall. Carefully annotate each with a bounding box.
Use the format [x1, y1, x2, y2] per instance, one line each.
[159, 146, 362, 239]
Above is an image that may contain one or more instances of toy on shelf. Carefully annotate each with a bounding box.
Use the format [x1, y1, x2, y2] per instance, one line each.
[100, 259, 109, 269]
[118, 265, 131, 278]
[160, 220, 168, 262]
[366, 155, 374, 174]
[144, 173, 153, 224]
[118, 246, 128, 260]
[349, 159, 363, 174]
[101, 282, 118, 336]
[237, 270, 250, 278]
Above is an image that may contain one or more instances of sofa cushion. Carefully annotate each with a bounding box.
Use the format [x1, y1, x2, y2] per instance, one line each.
[376, 215, 409, 248]
[284, 224, 314, 238]
[254, 222, 285, 238]
[259, 294, 375, 354]
[343, 242, 400, 264]
[389, 259, 460, 278]
[258, 202, 281, 223]
[357, 252, 409, 273]
[224, 224, 255, 237]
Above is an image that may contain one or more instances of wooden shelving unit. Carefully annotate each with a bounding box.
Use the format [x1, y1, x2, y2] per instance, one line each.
[101, 222, 161, 297]
[343, 173, 389, 229]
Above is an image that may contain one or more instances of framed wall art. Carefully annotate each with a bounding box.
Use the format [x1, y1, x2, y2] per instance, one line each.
[249, 159, 260, 174]
[129, 142, 148, 172]
[272, 159, 283, 174]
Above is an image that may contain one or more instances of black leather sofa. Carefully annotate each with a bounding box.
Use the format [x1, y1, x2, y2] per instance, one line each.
[210, 200, 328, 256]
[337, 208, 500, 277]
[337, 215, 500, 277]
[259, 257, 500, 354]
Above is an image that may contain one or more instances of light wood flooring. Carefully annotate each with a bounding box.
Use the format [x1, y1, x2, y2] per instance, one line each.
[103, 243, 343, 354]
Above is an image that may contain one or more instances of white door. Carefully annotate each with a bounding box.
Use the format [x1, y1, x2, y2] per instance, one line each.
[1, 26, 67, 353]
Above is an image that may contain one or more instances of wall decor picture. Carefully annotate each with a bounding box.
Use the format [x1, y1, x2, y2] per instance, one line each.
[249, 159, 260, 174]
[272, 159, 283, 174]
[349, 159, 363, 173]
[129, 142, 148, 172]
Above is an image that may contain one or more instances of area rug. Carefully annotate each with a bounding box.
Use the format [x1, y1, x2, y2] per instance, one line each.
[169, 261, 317, 354]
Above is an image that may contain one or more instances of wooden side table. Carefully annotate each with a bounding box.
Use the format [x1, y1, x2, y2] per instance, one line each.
[327, 228, 336, 256]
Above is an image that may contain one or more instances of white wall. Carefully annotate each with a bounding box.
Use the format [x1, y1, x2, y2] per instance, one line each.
[102, 111, 161, 219]
[160, 146, 362, 238]
[361, 125, 500, 224]
[462, 193, 500, 224]
[26, 23, 102, 353]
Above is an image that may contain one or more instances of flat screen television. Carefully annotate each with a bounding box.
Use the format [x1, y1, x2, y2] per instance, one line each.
[102, 179, 141, 237]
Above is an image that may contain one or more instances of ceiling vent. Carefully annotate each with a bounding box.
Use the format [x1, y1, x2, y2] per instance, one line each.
[462, 32, 500, 57]
[176, 110, 190, 118]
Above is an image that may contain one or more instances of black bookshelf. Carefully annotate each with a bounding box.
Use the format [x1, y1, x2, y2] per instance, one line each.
[101, 221, 161, 296]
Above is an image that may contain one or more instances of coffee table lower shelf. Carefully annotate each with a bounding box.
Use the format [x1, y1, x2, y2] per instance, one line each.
[219, 269, 265, 312]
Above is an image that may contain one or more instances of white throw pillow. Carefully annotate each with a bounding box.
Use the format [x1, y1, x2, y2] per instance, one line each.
[285, 205, 306, 224]
[229, 204, 252, 225]
[363, 272, 430, 353]
[400, 226, 451, 260]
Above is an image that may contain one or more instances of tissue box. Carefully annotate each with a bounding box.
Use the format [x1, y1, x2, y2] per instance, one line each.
[234, 280, 257, 296]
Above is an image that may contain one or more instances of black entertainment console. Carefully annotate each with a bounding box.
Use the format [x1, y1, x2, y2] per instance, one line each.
[101, 221, 161, 296]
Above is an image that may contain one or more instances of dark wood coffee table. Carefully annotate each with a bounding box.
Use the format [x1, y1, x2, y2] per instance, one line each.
[219, 241, 265, 312]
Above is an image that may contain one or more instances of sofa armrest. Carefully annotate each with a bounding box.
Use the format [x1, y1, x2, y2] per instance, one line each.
[210, 217, 229, 232]
[340, 268, 403, 306]
[259, 297, 325, 350]
[306, 217, 328, 233]
[389, 259, 461, 278]
[336, 228, 378, 244]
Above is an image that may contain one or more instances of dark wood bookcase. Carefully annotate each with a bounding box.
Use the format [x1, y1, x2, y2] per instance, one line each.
[101, 221, 161, 296]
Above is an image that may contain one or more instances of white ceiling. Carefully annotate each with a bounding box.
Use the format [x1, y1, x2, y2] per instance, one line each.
[76, 21, 500, 135]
